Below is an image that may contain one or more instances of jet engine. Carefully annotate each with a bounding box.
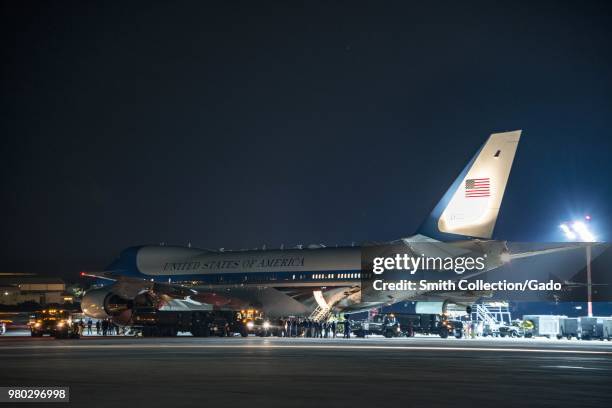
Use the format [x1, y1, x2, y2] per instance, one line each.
[81, 284, 154, 326]
[81, 279, 199, 325]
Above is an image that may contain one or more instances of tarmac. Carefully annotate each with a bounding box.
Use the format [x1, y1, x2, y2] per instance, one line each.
[1, 334, 611, 408]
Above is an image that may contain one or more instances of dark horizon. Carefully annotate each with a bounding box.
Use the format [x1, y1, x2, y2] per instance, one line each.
[2, 1, 612, 280]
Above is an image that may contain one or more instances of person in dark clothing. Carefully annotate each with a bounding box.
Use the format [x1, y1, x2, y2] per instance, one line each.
[87, 319, 93, 335]
[291, 319, 297, 337]
[95, 320, 101, 335]
[343, 317, 351, 339]
[331, 321, 337, 338]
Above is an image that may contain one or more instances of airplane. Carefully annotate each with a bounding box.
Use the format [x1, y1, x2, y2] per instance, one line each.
[80, 130, 599, 326]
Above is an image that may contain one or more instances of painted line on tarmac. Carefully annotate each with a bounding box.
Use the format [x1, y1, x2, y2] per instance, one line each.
[540, 365, 611, 370]
[1, 344, 611, 355]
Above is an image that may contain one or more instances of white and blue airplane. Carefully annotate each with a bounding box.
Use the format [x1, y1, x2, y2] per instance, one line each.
[81, 130, 586, 324]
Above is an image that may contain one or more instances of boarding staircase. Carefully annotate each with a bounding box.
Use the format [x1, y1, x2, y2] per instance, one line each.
[308, 288, 357, 322]
[310, 305, 332, 322]
[470, 302, 512, 325]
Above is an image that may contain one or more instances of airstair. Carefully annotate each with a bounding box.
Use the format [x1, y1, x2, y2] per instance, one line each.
[470, 302, 512, 325]
[308, 289, 355, 322]
[309, 305, 332, 322]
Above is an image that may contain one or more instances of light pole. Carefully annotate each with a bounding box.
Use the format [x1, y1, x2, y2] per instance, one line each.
[586, 244, 592, 317]
[559, 216, 596, 317]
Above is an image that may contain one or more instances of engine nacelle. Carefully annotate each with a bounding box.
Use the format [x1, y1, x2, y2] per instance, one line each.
[81, 285, 140, 325]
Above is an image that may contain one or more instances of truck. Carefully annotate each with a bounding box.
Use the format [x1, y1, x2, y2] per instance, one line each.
[235, 309, 272, 337]
[29, 309, 80, 339]
[352, 313, 402, 338]
[498, 322, 523, 338]
[393, 313, 463, 338]
[131, 307, 271, 337]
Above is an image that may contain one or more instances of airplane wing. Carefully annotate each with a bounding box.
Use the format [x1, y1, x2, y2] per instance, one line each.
[81, 271, 197, 298]
[80, 271, 118, 281]
[507, 242, 602, 261]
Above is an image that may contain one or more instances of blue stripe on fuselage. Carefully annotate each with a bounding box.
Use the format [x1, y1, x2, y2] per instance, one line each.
[104, 246, 362, 286]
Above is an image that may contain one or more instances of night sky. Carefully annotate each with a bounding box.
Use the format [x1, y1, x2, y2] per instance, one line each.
[2, 1, 611, 280]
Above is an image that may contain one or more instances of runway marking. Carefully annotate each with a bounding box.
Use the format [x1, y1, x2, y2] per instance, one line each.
[1, 344, 612, 355]
[540, 365, 611, 370]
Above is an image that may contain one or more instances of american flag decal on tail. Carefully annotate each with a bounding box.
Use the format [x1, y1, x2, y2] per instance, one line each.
[465, 178, 490, 198]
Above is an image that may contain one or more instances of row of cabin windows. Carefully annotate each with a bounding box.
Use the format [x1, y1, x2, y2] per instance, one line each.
[174, 273, 363, 284]
[311, 273, 361, 280]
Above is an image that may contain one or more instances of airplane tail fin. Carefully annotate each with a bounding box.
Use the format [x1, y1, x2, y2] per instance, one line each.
[417, 130, 521, 240]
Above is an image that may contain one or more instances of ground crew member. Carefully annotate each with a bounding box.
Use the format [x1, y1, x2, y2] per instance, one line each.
[343, 316, 351, 339]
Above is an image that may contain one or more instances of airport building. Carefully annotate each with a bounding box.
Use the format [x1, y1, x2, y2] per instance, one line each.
[0, 276, 71, 306]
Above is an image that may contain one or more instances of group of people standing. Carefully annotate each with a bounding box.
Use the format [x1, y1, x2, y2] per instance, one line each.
[99, 318, 122, 335]
[278, 317, 352, 338]
[81, 318, 122, 336]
